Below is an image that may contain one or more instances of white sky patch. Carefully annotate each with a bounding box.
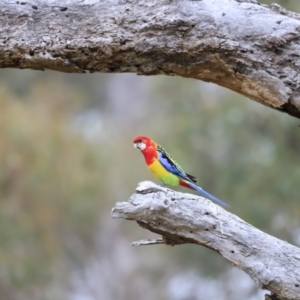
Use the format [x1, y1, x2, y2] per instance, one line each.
[72, 110, 103, 142]
[166, 269, 265, 300]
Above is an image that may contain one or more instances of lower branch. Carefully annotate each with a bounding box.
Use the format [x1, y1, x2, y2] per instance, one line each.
[111, 181, 300, 300]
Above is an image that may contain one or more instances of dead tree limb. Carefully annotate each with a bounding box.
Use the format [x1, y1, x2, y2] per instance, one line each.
[111, 181, 300, 300]
[1, 0, 300, 118]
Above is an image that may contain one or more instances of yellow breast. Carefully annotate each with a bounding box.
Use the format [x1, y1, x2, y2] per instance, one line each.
[147, 159, 179, 186]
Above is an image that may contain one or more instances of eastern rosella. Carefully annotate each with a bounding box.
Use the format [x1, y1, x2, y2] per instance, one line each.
[133, 135, 229, 207]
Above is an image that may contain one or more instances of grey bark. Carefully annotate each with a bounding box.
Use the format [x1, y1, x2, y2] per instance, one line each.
[1, 0, 300, 118]
[111, 181, 300, 300]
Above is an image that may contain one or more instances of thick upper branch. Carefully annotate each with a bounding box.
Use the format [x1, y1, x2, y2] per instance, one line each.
[112, 181, 300, 300]
[1, 0, 300, 118]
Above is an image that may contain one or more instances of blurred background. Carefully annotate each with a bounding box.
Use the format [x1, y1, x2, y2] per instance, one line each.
[0, 0, 299, 299]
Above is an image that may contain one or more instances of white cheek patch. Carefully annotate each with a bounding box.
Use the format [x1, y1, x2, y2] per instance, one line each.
[133, 142, 146, 150]
[139, 142, 146, 150]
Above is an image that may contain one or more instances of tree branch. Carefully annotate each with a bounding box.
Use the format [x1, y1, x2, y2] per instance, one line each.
[1, 0, 300, 118]
[111, 181, 300, 300]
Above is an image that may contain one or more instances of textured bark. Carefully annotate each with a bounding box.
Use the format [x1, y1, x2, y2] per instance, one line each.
[1, 0, 300, 118]
[112, 181, 300, 300]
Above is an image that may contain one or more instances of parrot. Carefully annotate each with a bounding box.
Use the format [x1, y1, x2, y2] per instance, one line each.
[133, 135, 229, 207]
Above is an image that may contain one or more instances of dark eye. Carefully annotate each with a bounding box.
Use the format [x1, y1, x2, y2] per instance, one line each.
[138, 139, 142, 143]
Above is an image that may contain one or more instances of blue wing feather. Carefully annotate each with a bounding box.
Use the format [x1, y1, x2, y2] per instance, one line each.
[156, 143, 229, 207]
[158, 150, 190, 181]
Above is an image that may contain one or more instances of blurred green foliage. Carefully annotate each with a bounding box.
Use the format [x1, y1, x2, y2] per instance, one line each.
[0, 0, 299, 299]
[0, 81, 109, 298]
[260, 0, 300, 12]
